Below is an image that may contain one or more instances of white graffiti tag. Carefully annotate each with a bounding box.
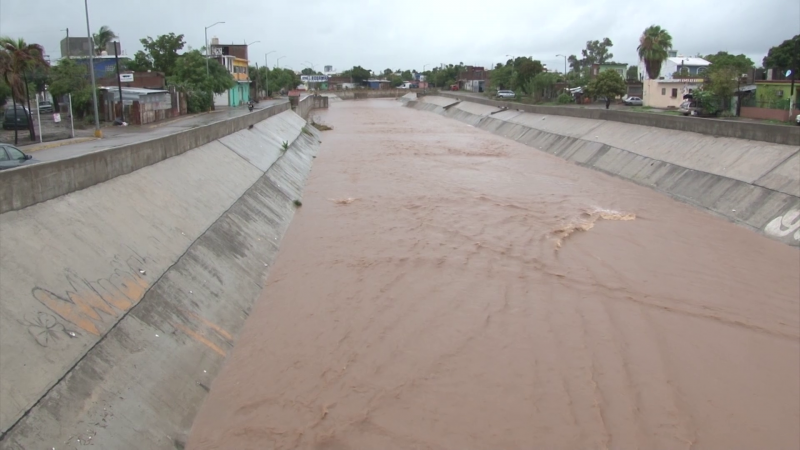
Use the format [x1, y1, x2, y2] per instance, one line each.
[764, 209, 800, 241]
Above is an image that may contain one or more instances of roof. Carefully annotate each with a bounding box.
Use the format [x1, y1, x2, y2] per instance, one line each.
[99, 87, 168, 95]
[668, 57, 710, 66]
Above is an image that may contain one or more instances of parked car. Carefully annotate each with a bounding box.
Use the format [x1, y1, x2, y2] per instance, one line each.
[679, 100, 704, 116]
[497, 90, 516, 99]
[0, 144, 37, 170]
[623, 96, 643, 106]
[796, 113, 800, 126]
[38, 100, 53, 113]
[2, 105, 31, 130]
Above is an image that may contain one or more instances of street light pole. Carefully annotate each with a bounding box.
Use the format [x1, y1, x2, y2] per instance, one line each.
[113, 40, 124, 123]
[244, 41, 260, 100]
[204, 21, 225, 76]
[84, 0, 101, 138]
[277, 56, 285, 68]
[265, 50, 275, 98]
[556, 54, 568, 87]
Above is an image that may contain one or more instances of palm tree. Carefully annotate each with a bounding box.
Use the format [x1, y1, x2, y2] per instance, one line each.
[93, 25, 117, 55]
[637, 25, 673, 80]
[0, 37, 48, 143]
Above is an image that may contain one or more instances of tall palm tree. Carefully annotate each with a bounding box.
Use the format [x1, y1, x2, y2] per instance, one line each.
[93, 25, 118, 55]
[637, 25, 673, 80]
[0, 37, 48, 143]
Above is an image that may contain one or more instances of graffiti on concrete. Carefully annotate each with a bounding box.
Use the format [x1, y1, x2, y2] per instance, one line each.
[764, 209, 800, 241]
[31, 253, 149, 337]
[20, 312, 81, 347]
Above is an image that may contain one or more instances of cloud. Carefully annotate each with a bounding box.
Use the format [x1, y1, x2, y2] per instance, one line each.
[1, 0, 797, 72]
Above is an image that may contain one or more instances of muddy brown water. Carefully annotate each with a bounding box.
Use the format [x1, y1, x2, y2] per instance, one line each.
[188, 99, 800, 450]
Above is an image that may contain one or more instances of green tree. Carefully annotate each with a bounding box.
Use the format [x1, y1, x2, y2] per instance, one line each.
[704, 51, 754, 74]
[490, 63, 513, 91]
[301, 67, 315, 75]
[581, 38, 614, 66]
[514, 58, 545, 93]
[131, 33, 186, 76]
[389, 75, 403, 87]
[0, 37, 48, 142]
[169, 50, 234, 112]
[626, 65, 638, 81]
[346, 65, 371, 83]
[383, 68, 393, 77]
[762, 35, 800, 70]
[637, 25, 673, 79]
[400, 69, 413, 80]
[0, 77, 10, 105]
[92, 25, 117, 55]
[267, 67, 300, 92]
[585, 69, 627, 100]
[48, 59, 88, 98]
[526, 72, 560, 101]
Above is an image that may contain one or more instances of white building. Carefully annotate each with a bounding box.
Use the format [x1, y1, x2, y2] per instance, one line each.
[638, 51, 711, 108]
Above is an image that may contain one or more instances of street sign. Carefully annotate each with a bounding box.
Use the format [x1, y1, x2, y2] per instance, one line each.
[119, 73, 134, 83]
[301, 75, 328, 83]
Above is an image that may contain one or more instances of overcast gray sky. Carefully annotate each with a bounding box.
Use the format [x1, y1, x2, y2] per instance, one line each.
[1, 0, 798, 72]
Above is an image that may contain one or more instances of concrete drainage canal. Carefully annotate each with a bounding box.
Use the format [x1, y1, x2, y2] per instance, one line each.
[0, 109, 322, 449]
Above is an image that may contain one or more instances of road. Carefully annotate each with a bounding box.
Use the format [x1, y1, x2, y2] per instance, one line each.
[29, 99, 288, 162]
[187, 99, 799, 449]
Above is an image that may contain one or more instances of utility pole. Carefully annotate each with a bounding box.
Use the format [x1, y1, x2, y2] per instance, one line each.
[204, 22, 225, 76]
[113, 40, 124, 122]
[255, 62, 259, 101]
[84, 0, 101, 138]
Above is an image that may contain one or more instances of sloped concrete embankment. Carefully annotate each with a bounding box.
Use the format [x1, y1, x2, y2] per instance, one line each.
[405, 97, 800, 246]
[0, 110, 321, 449]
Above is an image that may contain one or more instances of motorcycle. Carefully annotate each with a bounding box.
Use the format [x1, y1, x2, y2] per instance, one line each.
[248, 101, 254, 112]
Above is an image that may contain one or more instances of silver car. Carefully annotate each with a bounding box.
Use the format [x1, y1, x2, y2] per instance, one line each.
[497, 90, 516, 99]
[623, 96, 643, 106]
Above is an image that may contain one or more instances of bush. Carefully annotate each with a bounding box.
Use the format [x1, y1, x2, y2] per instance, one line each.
[557, 93, 572, 104]
[186, 90, 213, 113]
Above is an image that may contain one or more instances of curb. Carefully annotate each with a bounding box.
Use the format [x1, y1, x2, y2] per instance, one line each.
[23, 137, 98, 153]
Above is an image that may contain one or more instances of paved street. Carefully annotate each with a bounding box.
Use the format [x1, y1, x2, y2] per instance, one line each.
[27, 99, 288, 162]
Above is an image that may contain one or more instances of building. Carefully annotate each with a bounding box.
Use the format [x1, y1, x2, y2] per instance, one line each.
[638, 51, 711, 108]
[208, 38, 251, 107]
[590, 63, 627, 78]
[98, 86, 184, 125]
[458, 66, 489, 93]
[741, 76, 799, 121]
[366, 79, 391, 90]
[60, 37, 120, 58]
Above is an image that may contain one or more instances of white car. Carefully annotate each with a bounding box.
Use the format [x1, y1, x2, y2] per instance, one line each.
[497, 90, 516, 99]
[796, 113, 800, 126]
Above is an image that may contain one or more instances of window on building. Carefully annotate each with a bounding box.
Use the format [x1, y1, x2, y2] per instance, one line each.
[662, 88, 666, 95]
[671, 88, 678, 98]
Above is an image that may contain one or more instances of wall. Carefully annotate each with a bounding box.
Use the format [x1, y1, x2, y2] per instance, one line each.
[435, 92, 800, 145]
[0, 111, 321, 449]
[741, 106, 800, 122]
[293, 94, 329, 119]
[643, 79, 702, 108]
[0, 102, 292, 214]
[404, 96, 800, 247]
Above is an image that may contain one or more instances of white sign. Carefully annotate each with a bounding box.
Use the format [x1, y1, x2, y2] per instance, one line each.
[119, 73, 134, 83]
[300, 75, 328, 83]
[53, 113, 61, 123]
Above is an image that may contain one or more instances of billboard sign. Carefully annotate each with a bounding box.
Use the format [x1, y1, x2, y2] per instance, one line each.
[301, 75, 328, 83]
[119, 73, 134, 83]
